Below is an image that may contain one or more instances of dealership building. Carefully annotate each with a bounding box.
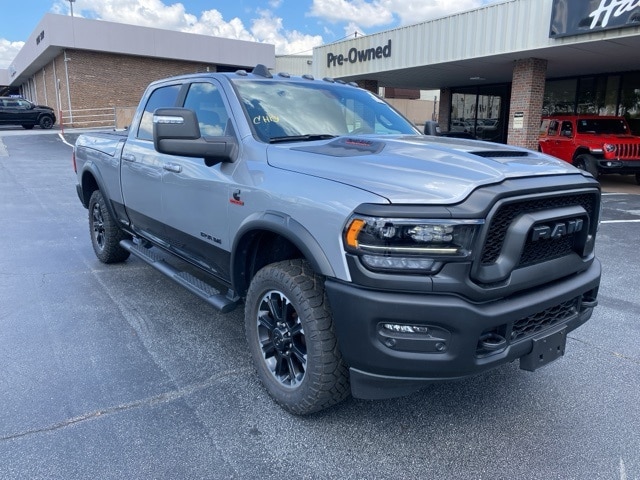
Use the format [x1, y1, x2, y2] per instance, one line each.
[2, 0, 640, 150]
[0, 13, 276, 128]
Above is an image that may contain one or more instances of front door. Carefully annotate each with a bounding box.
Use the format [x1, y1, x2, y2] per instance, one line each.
[160, 80, 235, 279]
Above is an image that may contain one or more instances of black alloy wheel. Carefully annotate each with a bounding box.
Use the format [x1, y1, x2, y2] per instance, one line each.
[244, 259, 349, 415]
[88, 190, 130, 263]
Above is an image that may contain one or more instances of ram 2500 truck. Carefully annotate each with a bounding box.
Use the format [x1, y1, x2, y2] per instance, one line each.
[73, 65, 601, 415]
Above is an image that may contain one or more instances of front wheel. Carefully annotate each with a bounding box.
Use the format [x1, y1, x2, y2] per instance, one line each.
[574, 154, 599, 179]
[244, 259, 349, 415]
[88, 190, 130, 263]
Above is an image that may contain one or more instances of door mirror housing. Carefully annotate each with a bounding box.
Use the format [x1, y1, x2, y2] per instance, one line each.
[153, 107, 238, 165]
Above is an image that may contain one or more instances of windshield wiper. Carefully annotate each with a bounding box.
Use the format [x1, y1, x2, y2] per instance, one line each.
[269, 134, 337, 144]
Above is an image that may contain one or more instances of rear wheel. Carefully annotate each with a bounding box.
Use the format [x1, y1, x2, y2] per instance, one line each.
[39, 115, 54, 129]
[574, 154, 599, 179]
[88, 190, 130, 263]
[244, 259, 349, 415]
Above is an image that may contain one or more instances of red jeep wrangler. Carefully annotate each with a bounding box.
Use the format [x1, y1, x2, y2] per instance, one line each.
[539, 115, 640, 184]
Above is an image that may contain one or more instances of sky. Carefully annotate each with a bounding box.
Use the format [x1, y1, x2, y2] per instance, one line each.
[0, 0, 502, 69]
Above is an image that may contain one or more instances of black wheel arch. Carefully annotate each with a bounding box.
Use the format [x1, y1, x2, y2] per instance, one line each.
[572, 147, 593, 163]
[78, 165, 120, 224]
[231, 212, 336, 297]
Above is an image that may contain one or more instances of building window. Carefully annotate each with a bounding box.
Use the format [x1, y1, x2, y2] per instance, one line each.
[576, 76, 605, 114]
[451, 85, 508, 143]
[603, 75, 620, 116]
[619, 72, 640, 135]
[543, 79, 577, 115]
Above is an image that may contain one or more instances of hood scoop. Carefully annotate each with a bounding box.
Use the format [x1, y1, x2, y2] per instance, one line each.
[471, 150, 530, 158]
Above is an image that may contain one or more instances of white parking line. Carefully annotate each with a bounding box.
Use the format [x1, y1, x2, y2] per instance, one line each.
[58, 132, 74, 148]
[601, 219, 640, 224]
[0, 138, 7, 156]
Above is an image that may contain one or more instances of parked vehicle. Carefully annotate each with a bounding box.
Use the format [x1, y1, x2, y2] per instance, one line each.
[73, 65, 601, 414]
[539, 115, 640, 183]
[0, 97, 56, 129]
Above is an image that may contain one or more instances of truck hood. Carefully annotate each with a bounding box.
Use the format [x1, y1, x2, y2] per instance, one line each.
[267, 135, 578, 204]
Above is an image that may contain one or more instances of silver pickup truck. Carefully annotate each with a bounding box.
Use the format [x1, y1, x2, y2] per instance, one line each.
[73, 65, 601, 414]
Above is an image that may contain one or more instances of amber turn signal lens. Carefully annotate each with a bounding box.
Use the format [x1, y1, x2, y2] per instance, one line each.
[345, 218, 366, 248]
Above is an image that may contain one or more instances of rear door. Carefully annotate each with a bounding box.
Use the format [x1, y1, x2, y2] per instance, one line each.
[120, 82, 182, 243]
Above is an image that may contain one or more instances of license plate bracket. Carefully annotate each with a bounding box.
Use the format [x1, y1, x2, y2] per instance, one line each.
[520, 326, 567, 372]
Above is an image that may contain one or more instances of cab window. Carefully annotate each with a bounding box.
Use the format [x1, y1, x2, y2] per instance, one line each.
[137, 84, 181, 141]
[547, 120, 560, 136]
[560, 120, 573, 137]
[183, 82, 229, 137]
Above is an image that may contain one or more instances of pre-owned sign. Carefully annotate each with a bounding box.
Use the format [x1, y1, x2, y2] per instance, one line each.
[550, 0, 640, 38]
[327, 40, 392, 68]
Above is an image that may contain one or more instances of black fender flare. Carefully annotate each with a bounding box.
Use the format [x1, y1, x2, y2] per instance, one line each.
[78, 162, 120, 223]
[231, 211, 336, 295]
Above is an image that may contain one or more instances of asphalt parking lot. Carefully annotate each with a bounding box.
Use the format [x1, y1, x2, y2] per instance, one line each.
[1, 127, 639, 479]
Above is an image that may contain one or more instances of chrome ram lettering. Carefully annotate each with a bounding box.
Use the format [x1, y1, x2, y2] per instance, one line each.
[589, 0, 640, 29]
[531, 219, 584, 241]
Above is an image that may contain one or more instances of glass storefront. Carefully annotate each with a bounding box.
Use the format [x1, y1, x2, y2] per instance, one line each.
[544, 72, 640, 135]
[449, 71, 640, 144]
[450, 85, 510, 143]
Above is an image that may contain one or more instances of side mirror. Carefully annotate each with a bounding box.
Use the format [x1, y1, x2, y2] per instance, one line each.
[423, 120, 441, 136]
[153, 107, 238, 165]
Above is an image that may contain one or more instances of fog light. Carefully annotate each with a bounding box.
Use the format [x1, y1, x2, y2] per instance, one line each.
[362, 255, 436, 271]
[382, 323, 430, 334]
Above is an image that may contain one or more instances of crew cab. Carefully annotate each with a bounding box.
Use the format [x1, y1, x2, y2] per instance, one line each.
[539, 114, 640, 183]
[0, 96, 56, 129]
[73, 65, 601, 414]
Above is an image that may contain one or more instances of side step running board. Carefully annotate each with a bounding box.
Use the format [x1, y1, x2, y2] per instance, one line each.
[120, 239, 239, 313]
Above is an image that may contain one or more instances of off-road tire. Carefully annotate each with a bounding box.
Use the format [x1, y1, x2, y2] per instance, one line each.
[88, 190, 130, 263]
[574, 154, 599, 179]
[244, 259, 349, 415]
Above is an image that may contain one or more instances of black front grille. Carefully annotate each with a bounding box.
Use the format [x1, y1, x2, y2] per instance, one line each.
[481, 193, 596, 266]
[511, 297, 579, 341]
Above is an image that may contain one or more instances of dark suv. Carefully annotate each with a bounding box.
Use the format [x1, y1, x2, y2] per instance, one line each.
[0, 97, 56, 129]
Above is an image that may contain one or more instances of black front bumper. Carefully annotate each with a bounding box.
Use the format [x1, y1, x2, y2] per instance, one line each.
[596, 159, 640, 175]
[325, 259, 601, 400]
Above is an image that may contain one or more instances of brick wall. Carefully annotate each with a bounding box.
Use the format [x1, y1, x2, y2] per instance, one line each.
[438, 88, 452, 132]
[27, 49, 220, 127]
[507, 58, 547, 150]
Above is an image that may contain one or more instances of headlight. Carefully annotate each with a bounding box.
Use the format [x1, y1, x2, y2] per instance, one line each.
[343, 216, 484, 273]
[603, 143, 616, 159]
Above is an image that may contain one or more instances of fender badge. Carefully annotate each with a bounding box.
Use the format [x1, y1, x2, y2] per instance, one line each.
[230, 189, 244, 206]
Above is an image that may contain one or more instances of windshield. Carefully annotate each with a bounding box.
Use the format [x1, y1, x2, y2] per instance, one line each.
[231, 79, 419, 143]
[576, 118, 629, 135]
